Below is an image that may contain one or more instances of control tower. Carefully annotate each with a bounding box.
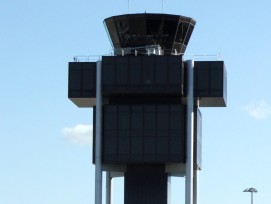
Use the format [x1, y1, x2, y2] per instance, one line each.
[68, 13, 226, 204]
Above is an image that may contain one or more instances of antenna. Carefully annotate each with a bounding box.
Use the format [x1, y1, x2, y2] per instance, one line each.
[162, 0, 164, 13]
[128, 0, 130, 13]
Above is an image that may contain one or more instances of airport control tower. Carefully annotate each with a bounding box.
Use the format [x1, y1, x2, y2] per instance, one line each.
[68, 13, 226, 204]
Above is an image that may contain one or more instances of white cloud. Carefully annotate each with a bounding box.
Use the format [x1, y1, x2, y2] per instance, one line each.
[243, 100, 271, 120]
[62, 124, 93, 145]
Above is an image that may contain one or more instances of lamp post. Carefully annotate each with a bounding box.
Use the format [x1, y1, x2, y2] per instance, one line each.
[243, 188, 258, 204]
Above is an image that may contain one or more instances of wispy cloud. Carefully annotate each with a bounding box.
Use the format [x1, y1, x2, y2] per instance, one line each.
[62, 124, 92, 145]
[243, 100, 271, 120]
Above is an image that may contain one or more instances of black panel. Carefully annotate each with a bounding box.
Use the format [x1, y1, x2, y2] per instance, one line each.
[104, 106, 117, 130]
[194, 61, 225, 97]
[102, 104, 185, 164]
[169, 57, 182, 86]
[116, 57, 129, 86]
[102, 57, 115, 86]
[102, 55, 183, 96]
[125, 164, 168, 204]
[131, 106, 143, 130]
[129, 57, 142, 85]
[142, 58, 154, 87]
[68, 62, 96, 98]
[108, 95, 182, 105]
[155, 57, 167, 85]
[68, 63, 81, 97]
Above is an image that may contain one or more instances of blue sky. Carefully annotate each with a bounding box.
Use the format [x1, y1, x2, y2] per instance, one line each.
[1, 0, 271, 204]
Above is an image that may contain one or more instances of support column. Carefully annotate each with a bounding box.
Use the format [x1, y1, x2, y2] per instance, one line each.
[167, 176, 171, 204]
[185, 60, 194, 204]
[106, 172, 112, 204]
[95, 60, 103, 204]
[193, 170, 198, 204]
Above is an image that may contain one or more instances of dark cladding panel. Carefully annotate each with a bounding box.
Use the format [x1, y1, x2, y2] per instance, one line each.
[196, 63, 209, 95]
[129, 57, 142, 85]
[102, 56, 115, 86]
[68, 62, 96, 97]
[210, 64, 223, 95]
[168, 56, 182, 86]
[170, 105, 183, 129]
[131, 105, 143, 130]
[82, 63, 96, 97]
[118, 105, 130, 130]
[68, 62, 96, 107]
[131, 137, 143, 155]
[68, 63, 81, 97]
[119, 137, 130, 154]
[102, 55, 183, 95]
[142, 56, 155, 87]
[170, 136, 182, 154]
[105, 137, 118, 154]
[155, 57, 167, 85]
[104, 105, 118, 130]
[144, 106, 156, 130]
[102, 104, 185, 164]
[125, 165, 168, 204]
[157, 137, 169, 155]
[157, 106, 169, 130]
[116, 57, 129, 86]
[144, 137, 156, 154]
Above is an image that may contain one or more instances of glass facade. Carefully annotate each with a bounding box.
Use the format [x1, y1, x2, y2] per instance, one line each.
[104, 14, 196, 55]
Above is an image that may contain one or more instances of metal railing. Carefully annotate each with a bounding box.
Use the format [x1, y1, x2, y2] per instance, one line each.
[73, 55, 104, 62]
[72, 53, 221, 62]
[184, 54, 221, 61]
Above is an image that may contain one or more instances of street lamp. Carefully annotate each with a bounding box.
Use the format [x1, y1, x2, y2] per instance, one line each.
[243, 188, 258, 204]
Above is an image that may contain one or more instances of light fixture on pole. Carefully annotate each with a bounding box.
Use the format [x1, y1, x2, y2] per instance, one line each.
[243, 187, 258, 204]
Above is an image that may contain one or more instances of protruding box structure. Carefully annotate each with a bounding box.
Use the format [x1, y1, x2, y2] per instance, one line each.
[194, 61, 227, 107]
[68, 62, 96, 107]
